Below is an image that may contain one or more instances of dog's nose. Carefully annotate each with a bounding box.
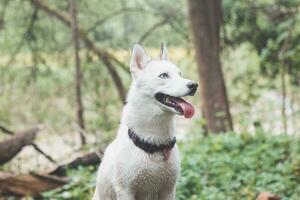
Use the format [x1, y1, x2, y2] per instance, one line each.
[187, 82, 198, 90]
[186, 82, 198, 96]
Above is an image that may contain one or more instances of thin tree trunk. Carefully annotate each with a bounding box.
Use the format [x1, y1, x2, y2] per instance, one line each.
[279, 28, 292, 135]
[69, 0, 86, 146]
[28, 0, 127, 103]
[290, 88, 296, 134]
[187, 0, 233, 133]
[281, 64, 287, 134]
[120, 0, 130, 45]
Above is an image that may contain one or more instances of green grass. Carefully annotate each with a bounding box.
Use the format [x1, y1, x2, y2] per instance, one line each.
[41, 131, 300, 200]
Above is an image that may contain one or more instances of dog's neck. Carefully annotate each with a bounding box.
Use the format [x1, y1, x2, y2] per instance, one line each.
[121, 98, 176, 144]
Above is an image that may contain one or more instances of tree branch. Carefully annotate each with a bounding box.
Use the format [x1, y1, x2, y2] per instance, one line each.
[0, 125, 14, 135]
[5, 7, 38, 67]
[28, 0, 127, 103]
[0, 125, 56, 164]
[0, 128, 40, 164]
[138, 19, 168, 44]
[49, 149, 102, 176]
[87, 7, 142, 33]
[31, 143, 56, 164]
[168, 20, 190, 42]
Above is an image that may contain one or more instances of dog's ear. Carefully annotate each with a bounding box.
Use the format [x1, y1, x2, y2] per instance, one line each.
[130, 44, 151, 78]
[159, 42, 168, 60]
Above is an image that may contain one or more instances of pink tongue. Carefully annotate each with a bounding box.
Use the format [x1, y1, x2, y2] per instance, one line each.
[177, 101, 195, 118]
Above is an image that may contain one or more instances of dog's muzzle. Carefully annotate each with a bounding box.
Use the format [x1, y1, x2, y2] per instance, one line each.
[186, 82, 198, 96]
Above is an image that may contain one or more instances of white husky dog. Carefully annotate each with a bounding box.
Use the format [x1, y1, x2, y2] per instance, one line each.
[92, 44, 198, 200]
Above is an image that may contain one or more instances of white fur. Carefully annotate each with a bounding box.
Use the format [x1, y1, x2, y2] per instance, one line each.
[92, 44, 195, 200]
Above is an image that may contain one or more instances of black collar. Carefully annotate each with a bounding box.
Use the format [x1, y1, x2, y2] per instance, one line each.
[128, 128, 176, 154]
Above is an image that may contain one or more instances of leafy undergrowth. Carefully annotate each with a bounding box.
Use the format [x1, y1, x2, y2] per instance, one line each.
[43, 166, 97, 199]
[42, 132, 300, 200]
[177, 132, 300, 200]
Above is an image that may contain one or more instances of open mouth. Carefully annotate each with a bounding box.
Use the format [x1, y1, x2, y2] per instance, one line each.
[155, 93, 195, 118]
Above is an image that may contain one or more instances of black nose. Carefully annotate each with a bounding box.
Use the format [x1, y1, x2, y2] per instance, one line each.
[187, 82, 198, 90]
[186, 82, 198, 96]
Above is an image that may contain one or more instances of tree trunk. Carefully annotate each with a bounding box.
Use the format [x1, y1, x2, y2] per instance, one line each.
[281, 64, 287, 134]
[69, 0, 86, 146]
[187, 0, 233, 133]
[278, 27, 292, 135]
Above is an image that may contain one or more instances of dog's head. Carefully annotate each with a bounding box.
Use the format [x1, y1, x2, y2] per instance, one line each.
[128, 44, 198, 118]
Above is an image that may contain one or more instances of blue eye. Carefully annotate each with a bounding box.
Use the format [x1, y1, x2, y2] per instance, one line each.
[159, 73, 169, 79]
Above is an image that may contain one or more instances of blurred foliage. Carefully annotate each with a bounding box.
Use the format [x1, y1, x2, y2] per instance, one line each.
[223, 0, 300, 85]
[1, 0, 300, 135]
[0, 0, 188, 53]
[0, 0, 189, 135]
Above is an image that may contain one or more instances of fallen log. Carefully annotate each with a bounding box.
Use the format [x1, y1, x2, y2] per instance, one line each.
[0, 172, 68, 197]
[0, 149, 103, 197]
[49, 149, 103, 176]
[0, 128, 40, 164]
[0, 125, 56, 164]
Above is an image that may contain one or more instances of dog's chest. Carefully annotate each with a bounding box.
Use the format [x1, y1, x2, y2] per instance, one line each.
[126, 152, 180, 194]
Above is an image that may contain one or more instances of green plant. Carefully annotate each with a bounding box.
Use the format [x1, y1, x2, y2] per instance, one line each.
[177, 132, 300, 200]
[43, 166, 97, 200]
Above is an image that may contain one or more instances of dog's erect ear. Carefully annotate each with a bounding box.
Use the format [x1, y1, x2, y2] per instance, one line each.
[130, 44, 151, 78]
[159, 42, 168, 60]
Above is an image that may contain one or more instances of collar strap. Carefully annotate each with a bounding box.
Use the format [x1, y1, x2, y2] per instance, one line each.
[128, 128, 176, 154]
